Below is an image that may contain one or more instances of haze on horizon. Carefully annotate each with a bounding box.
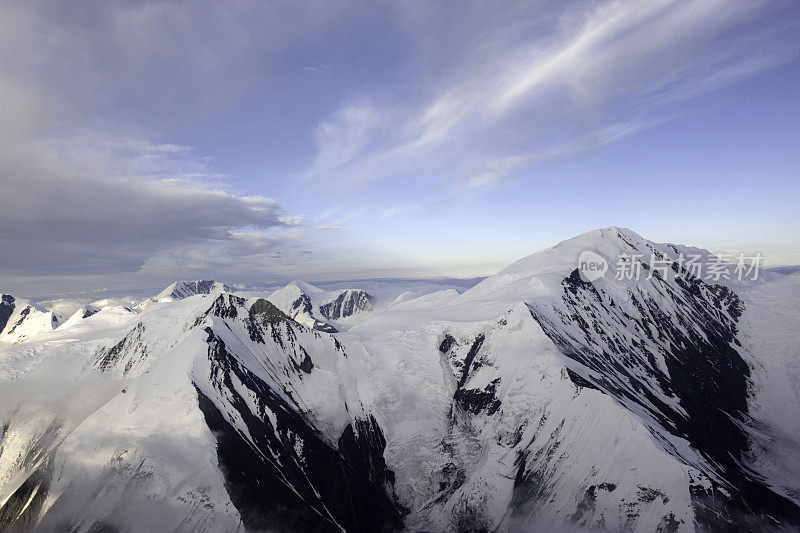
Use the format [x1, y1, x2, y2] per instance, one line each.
[1, 0, 798, 300]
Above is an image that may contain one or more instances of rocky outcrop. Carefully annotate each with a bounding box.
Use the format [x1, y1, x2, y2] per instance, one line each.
[319, 290, 374, 320]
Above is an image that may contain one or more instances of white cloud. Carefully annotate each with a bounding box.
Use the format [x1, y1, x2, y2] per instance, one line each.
[307, 102, 389, 176]
[0, 132, 291, 276]
[0, 2, 358, 286]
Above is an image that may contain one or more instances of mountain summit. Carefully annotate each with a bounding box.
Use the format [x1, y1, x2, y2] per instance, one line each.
[266, 281, 375, 333]
[154, 280, 235, 302]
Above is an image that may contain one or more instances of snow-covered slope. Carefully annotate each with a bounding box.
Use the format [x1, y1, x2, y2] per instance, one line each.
[55, 298, 139, 332]
[0, 293, 404, 532]
[0, 295, 60, 345]
[1, 228, 799, 532]
[735, 272, 800, 507]
[431, 227, 800, 530]
[392, 304, 694, 532]
[54, 304, 102, 331]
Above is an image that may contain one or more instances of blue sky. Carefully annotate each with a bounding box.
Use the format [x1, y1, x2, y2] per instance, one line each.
[0, 0, 798, 298]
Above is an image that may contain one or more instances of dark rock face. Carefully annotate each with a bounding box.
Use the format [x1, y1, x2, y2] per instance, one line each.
[510, 421, 565, 523]
[185, 280, 217, 296]
[527, 251, 800, 529]
[564, 367, 599, 390]
[298, 353, 314, 373]
[247, 299, 331, 376]
[95, 322, 148, 374]
[249, 297, 288, 324]
[194, 328, 405, 533]
[0, 457, 52, 529]
[430, 331, 504, 530]
[261, 296, 339, 333]
[319, 290, 374, 320]
[456, 334, 485, 389]
[81, 307, 99, 319]
[0, 294, 15, 334]
[0, 421, 61, 530]
[338, 416, 401, 499]
[4, 305, 30, 336]
[438, 334, 456, 354]
[291, 293, 314, 315]
[454, 378, 501, 416]
[443, 334, 503, 416]
[166, 280, 232, 299]
[207, 293, 242, 319]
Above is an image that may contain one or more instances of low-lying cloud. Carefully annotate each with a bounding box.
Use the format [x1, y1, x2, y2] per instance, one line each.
[0, 135, 286, 276]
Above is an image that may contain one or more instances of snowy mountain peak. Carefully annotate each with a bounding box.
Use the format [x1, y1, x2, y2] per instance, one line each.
[318, 289, 374, 321]
[267, 281, 375, 332]
[153, 280, 235, 302]
[493, 226, 647, 279]
[459, 225, 771, 313]
[287, 279, 326, 295]
[0, 293, 59, 345]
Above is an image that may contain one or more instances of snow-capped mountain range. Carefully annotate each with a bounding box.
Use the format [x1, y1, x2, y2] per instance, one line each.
[1, 227, 798, 532]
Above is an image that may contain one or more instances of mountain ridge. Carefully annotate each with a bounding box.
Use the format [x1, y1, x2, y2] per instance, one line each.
[1, 227, 798, 532]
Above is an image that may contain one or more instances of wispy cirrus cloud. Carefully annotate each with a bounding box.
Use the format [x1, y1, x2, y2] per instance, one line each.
[308, 103, 388, 176]
[301, 0, 797, 200]
[381, 204, 422, 220]
[379, 116, 658, 220]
